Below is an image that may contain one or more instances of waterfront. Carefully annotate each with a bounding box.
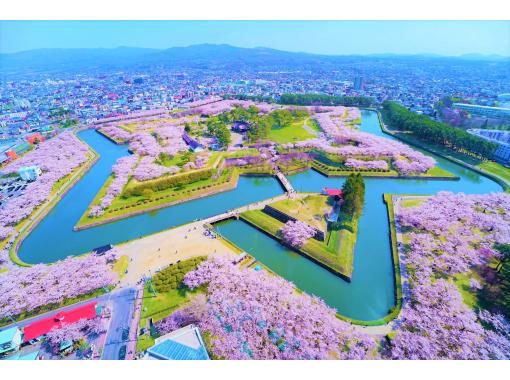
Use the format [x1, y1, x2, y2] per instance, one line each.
[17, 110, 503, 322]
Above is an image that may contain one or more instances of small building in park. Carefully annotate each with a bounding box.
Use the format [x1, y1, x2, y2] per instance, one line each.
[93, 244, 113, 256]
[182, 132, 204, 153]
[144, 324, 210, 360]
[231, 121, 250, 133]
[322, 187, 343, 199]
[0, 326, 23, 357]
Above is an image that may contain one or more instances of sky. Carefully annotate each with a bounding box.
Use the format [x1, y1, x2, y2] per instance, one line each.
[0, 20, 509, 56]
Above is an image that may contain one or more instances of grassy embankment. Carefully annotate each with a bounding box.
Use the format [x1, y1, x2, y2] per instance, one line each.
[378, 111, 510, 191]
[76, 168, 238, 228]
[311, 156, 457, 179]
[267, 117, 321, 144]
[240, 194, 358, 279]
[7, 147, 98, 267]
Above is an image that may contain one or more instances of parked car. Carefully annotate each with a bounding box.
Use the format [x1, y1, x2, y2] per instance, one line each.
[121, 328, 129, 341]
[118, 345, 127, 360]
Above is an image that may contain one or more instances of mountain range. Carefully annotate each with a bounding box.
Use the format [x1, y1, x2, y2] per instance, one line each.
[0, 44, 508, 75]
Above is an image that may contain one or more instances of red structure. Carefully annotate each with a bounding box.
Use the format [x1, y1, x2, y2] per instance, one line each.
[322, 187, 343, 198]
[23, 302, 98, 342]
[26, 133, 44, 145]
[5, 150, 17, 160]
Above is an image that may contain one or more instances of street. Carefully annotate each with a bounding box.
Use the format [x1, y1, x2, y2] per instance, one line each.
[101, 287, 137, 360]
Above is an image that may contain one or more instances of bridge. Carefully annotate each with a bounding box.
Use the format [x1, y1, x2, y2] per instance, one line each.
[274, 169, 296, 197]
[203, 193, 303, 225]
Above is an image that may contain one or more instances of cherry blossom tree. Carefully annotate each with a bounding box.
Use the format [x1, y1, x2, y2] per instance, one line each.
[280, 220, 316, 248]
[183, 256, 378, 359]
[0, 250, 118, 319]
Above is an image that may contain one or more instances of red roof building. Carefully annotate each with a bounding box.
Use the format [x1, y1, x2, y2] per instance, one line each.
[5, 150, 17, 160]
[26, 133, 44, 145]
[23, 302, 98, 342]
[323, 188, 343, 198]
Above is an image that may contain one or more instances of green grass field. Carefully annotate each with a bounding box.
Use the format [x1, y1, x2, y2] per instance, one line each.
[112, 255, 129, 278]
[478, 161, 510, 188]
[267, 117, 320, 144]
[240, 204, 356, 278]
[76, 169, 238, 228]
[270, 195, 331, 231]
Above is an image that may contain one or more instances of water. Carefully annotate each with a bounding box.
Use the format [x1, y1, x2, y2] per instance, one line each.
[17, 111, 503, 321]
[215, 110, 503, 321]
[18, 129, 284, 264]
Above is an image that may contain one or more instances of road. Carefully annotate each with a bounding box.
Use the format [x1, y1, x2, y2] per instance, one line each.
[101, 287, 138, 360]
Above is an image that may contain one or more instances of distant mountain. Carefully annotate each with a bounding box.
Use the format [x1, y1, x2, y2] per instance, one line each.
[0, 44, 508, 75]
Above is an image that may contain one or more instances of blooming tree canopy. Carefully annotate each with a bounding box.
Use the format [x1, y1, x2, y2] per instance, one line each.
[183, 256, 377, 359]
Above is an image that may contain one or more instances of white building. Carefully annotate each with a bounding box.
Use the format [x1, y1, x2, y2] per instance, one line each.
[18, 166, 42, 181]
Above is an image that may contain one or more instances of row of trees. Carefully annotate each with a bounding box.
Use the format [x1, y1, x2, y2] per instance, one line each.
[340, 173, 365, 217]
[123, 168, 215, 197]
[279, 93, 375, 107]
[382, 101, 497, 159]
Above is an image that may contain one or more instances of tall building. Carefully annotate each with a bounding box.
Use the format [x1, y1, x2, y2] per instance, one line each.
[353, 76, 364, 91]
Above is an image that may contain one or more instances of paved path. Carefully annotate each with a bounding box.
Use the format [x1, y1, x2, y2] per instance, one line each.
[126, 283, 144, 360]
[101, 287, 137, 360]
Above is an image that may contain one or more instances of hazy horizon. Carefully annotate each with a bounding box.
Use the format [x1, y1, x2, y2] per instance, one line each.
[1, 20, 509, 56]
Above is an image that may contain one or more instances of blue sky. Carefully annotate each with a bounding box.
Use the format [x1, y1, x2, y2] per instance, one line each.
[1, 20, 509, 56]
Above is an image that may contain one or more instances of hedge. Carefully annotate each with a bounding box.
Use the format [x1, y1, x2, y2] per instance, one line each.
[124, 169, 215, 196]
[152, 256, 207, 293]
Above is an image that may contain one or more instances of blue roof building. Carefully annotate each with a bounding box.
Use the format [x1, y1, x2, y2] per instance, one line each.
[0, 326, 22, 356]
[4, 350, 39, 360]
[144, 325, 210, 360]
[182, 132, 204, 153]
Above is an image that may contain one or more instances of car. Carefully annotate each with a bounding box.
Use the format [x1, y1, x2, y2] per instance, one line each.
[118, 345, 127, 360]
[121, 328, 129, 341]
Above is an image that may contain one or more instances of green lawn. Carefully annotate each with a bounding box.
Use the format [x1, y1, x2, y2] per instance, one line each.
[112, 255, 129, 278]
[424, 166, 458, 178]
[453, 272, 482, 310]
[77, 169, 238, 228]
[240, 204, 357, 278]
[478, 161, 510, 188]
[401, 198, 425, 209]
[226, 148, 260, 158]
[139, 285, 196, 328]
[267, 118, 319, 144]
[270, 195, 331, 231]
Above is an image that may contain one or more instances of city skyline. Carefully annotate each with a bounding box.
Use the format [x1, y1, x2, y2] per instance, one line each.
[1, 20, 509, 56]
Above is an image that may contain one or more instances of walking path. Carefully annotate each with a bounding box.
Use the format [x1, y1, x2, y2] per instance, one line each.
[275, 169, 296, 196]
[126, 283, 144, 360]
[118, 193, 298, 286]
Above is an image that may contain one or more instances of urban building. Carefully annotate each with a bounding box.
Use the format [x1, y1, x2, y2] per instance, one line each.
[468, 129, 510, 164]
[453, 103, 510, 119]
[0, 327, 23, 356]
[144, 325, 210, 360]
[354, 76, 364, 91]
[18, 166, 42, 181]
